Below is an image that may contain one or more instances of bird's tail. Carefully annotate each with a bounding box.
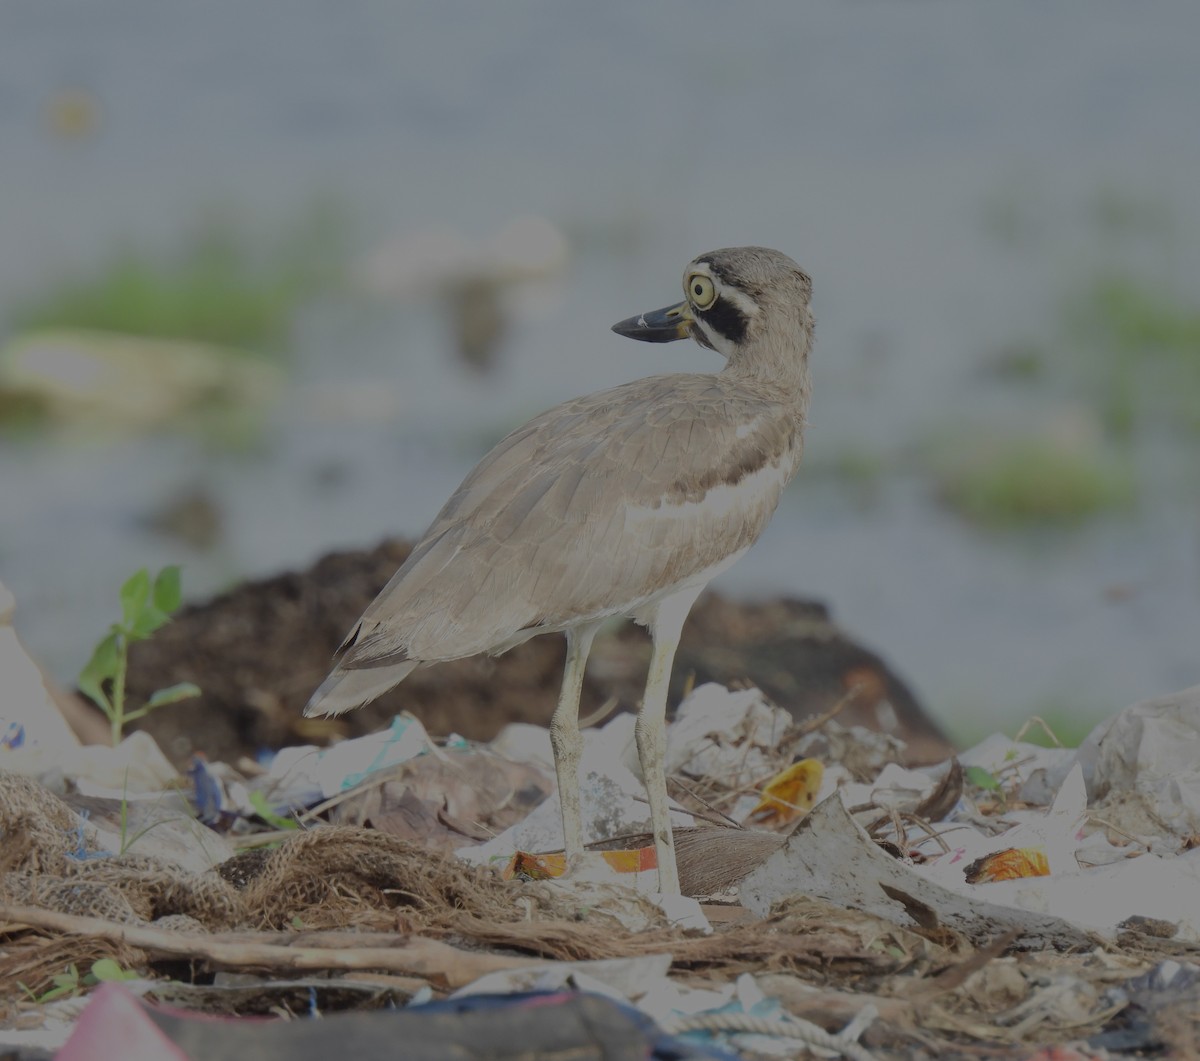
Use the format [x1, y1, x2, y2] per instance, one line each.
[303, 660, 418, 717]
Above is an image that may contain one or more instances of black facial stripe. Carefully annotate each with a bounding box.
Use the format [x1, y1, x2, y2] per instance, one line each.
[695, 257, 749, 292]
[698, 294, 748, 345]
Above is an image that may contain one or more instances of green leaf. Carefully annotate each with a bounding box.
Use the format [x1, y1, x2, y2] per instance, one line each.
[145, 682, 201, 710]
[152, 565, 183, 614]
[90, 958, 139, 982]
[964, 765, 1001, 791]
[119, 569, 151, 628]
[39, 965, 81, 1000]
[249, 791, 299, 831]
[129, 604, 171, 640]
[78, 631, 121, 707]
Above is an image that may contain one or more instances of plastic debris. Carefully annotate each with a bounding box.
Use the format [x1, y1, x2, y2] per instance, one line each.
[744, 758, 825, 827]
[740, 786, 1094, 947]
[330, 746, 551, 852]
[662, 684, 794, 788]
[1079, 683, 1200, 840]
[742, 750, 1200, 947]
[193, 713, 441, 824]
[0, 578, 80, 753]
[460, 710, 694, 872]
[504, 847, 657, 880]
[55, 982, 737, 1061]
[10, 669, 1200, 1057]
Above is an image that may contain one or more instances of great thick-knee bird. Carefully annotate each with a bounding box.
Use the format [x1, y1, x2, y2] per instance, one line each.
[305, 246, 815, 894]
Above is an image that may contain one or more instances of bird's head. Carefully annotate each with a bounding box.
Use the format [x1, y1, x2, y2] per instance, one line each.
[612, 246, 814, 381]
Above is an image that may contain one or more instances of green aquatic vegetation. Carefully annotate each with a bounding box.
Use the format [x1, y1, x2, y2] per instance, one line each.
[1068, 273, 1200, 360]
[934, 434, 1135, 528]
[829, 447, 887, 488]
[0, 388, 48, 434]
[78, 566, 200, 745]
[11, 207, 347, 351]
[795, 445, 888, 486]
[1089, 186, 1174, 241]
[1014, 709, 1095, 750]
[984, 341, 1046, 382]
[1062, 272, 1200, 438]
[980, 182, 1199, 437]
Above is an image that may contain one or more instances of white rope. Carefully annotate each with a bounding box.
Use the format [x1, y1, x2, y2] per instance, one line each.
[663, 1010, 879, 1061]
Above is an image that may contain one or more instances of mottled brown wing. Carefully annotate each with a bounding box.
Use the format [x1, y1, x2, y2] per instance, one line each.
[341, 374, 798, 668]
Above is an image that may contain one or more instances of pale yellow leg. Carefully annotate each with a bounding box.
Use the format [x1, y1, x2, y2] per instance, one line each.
[637, 586, 704, 895]
[549, 622, 601, 867]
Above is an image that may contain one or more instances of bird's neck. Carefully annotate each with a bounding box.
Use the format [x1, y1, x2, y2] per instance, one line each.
[720, 318, 813, 416]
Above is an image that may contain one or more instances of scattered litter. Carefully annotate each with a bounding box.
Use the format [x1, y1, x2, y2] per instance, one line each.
[1080, 683, 1200, 841]
[740, 788, 1093, 948]
[54, 981, 737, 1061]
[313, 713, 436, 796]
[460, 712, 695, 871]
[503, 847, 656, 880]
[663, 685, 793, 781]
[655, 973, 880, 1061]
[487, 721, 555, 773]
[449, 953, 674, 1003]
[331, 746, 551, 852]
[63, 731, 182, 797]
[0, 578, 80, 753]
[6, 661, 1200, 1056]
[793, 719, 907, 782]
[743, 758, 824, 827]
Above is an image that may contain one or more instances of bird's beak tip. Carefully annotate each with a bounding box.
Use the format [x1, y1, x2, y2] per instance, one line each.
[611, 300, 692, 344]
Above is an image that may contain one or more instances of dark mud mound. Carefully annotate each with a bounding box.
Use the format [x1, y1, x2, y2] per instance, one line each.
[121, 539, 950, 766]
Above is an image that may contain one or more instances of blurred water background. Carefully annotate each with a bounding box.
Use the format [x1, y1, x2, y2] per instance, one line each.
[2, 2, 1198, 743]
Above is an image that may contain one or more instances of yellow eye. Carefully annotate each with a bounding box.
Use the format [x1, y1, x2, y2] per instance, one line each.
[686, 273, 717, 309]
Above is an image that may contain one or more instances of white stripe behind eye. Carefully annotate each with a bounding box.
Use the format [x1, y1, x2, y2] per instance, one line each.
[694, 316, 722, 350]
[716, 285, 759, 318]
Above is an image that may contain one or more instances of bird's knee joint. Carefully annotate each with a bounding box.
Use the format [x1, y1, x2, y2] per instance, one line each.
[550, 718, 578, 753]
[634, 716, 662, 752]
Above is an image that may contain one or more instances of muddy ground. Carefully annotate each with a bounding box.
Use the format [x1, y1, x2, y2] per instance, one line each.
[118, 538, 951, 767]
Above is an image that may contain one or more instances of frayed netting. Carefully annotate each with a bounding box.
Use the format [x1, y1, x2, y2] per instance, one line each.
[0, 773, 648, 939]
[1, 771, 921, 1011]
[0, 774, 87, 876]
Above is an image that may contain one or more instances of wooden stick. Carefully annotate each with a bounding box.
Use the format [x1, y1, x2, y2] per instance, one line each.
[0, 903, 541, 988]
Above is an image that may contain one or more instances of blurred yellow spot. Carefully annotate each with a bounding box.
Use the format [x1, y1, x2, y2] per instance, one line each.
[503, 846, 657, 880]
[964, 846, 1050, 883]
[46, 89, 101, 139]
[745, 758, 824, 827]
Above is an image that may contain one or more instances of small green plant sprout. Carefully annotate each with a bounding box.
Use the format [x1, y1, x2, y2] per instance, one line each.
[964, 765, 1002, 794]
[963, 764, 1012, 811]
[78, 566, 200, 745]
[87, 958, 142, 984]
[248, 791, 300, 832]
[21, 963, 81, 1003]
[20, 959, 141, 1003]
